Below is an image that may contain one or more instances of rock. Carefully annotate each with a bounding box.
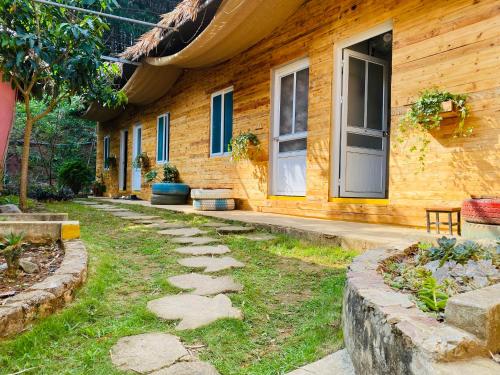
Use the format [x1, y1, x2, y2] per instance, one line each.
[145, 222, 186, 229]
[20, 259, 39, 274]
[110, 333, 189, 373]
[178, 256, 245, 273]
[174, 245, 230, 256]
[147, 294, 242, 330]
[158, 228, 206, 237]
[0, 204, 21, 213]
[0, 263, 6, 271]
[151, 361, 221, 375]
[216, 226, 254, 235]
[240, 233, 276, 241]
[168, 273, 243, 295]
[171, 237, 219, 245]
[201, 222, 227, 228]
[285, 349, 355, 375]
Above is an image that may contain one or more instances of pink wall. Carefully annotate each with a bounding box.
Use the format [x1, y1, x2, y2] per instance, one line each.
[0, 77, 16, 165]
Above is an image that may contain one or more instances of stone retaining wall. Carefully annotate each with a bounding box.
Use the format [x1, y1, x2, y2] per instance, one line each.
[342, 244, 499, 375]
[0, 239, 88, 338]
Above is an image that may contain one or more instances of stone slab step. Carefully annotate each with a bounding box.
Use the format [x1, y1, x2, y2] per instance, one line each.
[174, 245, 230, 256]
[168, 273, 243, 295]
[158, 228, 206, 237]
[178, 256, 245, 273]
[171, 237, 219, 246]
[216, 226, 255, 235]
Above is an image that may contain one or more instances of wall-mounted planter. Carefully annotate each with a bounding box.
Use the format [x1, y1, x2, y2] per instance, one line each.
[439, 100, 459, 119]
[151, 183, 190, 205]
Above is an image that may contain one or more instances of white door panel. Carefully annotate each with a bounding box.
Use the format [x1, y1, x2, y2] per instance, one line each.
[271, 58, 309, 196]
[276, 153, 306, 196]
[344, 151, 384, 194]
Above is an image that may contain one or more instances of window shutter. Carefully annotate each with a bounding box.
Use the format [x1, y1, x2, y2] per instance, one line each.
[157, 116, 164, 162]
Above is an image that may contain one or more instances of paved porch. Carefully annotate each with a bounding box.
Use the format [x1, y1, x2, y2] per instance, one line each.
[96, 198, 441, 251]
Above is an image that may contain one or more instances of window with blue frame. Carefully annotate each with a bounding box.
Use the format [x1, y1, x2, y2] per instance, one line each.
[157, 113, 170, 163]
[103, 135, 110, 170]
[210, 87, 233, 156]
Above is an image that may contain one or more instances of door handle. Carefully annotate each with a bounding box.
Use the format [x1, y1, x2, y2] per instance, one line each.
[382, 131, 389, 137]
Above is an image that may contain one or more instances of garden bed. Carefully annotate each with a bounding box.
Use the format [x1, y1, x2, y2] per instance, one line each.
[0, 240, 64, 297]
[380, 237, 499, 319]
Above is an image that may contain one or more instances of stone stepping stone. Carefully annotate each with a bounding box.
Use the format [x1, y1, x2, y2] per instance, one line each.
[145, 222, 186, 229]
[122, 215, 161, 221]
[178, 256, 245, 273]
[74, 200, 98, 205]
[133, 218, 165, 225]
[171, 237, 219, 245]
[174, 245, 230, 256]
[93, 205, 115, 209]
[110, 333, 189, 374]
[147, 294, 242, 330]
[110, 211, 138, 217]
[101, 208, 130, 212]
[240, 233, 276, 241]
[216, 226, 255, 235]
[201, 222, 227, 228]
[158, 228, 206, 237]
[151, 361, 220, 375]
[168, 273, 243, 295]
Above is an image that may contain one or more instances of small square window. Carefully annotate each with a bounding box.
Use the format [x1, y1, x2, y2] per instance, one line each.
[103, 135, 110, 170]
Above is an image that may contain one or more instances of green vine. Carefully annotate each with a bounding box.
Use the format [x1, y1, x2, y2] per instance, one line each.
[229, 132, 261, 162]
[398, 89, 471, 169]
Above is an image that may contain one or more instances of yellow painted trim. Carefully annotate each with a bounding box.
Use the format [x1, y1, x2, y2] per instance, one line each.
[328, 197, 389, 205]
[267, 195, 306, 201]
[61, 221, 81, 240]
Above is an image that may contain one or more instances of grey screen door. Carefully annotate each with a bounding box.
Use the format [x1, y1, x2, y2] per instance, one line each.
[339, 49, 389, 198]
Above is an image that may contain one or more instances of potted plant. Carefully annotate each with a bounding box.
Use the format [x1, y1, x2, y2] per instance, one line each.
[106, 154, 118, 169]
[132, 152, 150, 171]
[397, 88, 471, 169]
[229, 132, 261, 162]
[150, 163, 190, 205]
[91, 175, 106, 197]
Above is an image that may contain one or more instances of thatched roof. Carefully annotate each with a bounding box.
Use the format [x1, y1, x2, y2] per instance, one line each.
[120, 0, 203, 61]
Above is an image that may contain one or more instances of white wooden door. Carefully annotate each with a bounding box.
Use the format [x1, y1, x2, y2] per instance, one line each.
[132, 125, 142, 192]
[272, 59, 309, 196]
[340, 50, 389, 198]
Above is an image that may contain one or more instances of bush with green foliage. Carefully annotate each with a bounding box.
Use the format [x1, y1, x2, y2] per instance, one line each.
[162, 163, 180, 183]
[229, 132, 261, 162]
[29, 185, 74, 201]
[58, 160, 93, 194]
[0, 233, 26, 278]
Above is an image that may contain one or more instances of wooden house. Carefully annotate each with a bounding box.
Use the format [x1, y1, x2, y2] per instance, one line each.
[87, 0, 500, 227]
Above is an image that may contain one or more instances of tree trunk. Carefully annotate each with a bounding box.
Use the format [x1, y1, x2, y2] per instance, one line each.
[19, 117, 33, 211]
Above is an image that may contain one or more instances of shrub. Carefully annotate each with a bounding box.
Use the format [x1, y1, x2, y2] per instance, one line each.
[162, 163, 180, 183]
[58, 160, 93, 194]
[29, 185, 75, 201]
[0, 233, 26, 278]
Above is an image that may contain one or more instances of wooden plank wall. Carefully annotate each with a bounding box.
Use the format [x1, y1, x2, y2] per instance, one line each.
[97, 0, 500, 227]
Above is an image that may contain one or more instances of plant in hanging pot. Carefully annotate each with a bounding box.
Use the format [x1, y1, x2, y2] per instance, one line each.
[150, 163, 190, 205]
[397, 88, 471, 169]
[91, 174, 106, 197]
[132, 152, 151, 171]
[229, 132, 261, 162]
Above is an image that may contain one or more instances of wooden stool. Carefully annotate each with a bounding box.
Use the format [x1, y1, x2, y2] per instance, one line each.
[426, 207, 461, 235]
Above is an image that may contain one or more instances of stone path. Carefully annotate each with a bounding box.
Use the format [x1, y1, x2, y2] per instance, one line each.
[178, 256, 245, 273]
[285, 349, 355, 375]
[174, 245, 231, 255]
[168, 273, 243, 295]
[147, 294, 243, 330]
[74, 200, 292, 374]
[158, 227, 206, 237]
[171, 236, 219, 245]
[216, 225, 255, 235]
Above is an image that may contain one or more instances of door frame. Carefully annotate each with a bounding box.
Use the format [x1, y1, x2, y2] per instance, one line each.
[119, 129, 128, 191]
[330, 20, 393, 198]
[132, 124, 142, 192]
[269, 57, 310, 196]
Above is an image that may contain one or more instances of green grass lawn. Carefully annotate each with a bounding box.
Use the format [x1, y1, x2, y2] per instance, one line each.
[0, 201, 358, 375]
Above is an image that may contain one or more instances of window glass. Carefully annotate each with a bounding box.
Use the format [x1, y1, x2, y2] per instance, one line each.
[279, 73, 294, 135]
[347, 57, 366, 128]
[367, 62, 384, 130]
[211, 89, 233, 156]
[294, 68, 309, 133]
[103, 136, 110, 169]
[346, 133, 382, 150]
[279, 138, 307, 153]
[157, 116, 164, 161]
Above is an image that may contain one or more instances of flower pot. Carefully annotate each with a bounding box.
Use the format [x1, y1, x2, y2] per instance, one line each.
[151, 183, 190, 205]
